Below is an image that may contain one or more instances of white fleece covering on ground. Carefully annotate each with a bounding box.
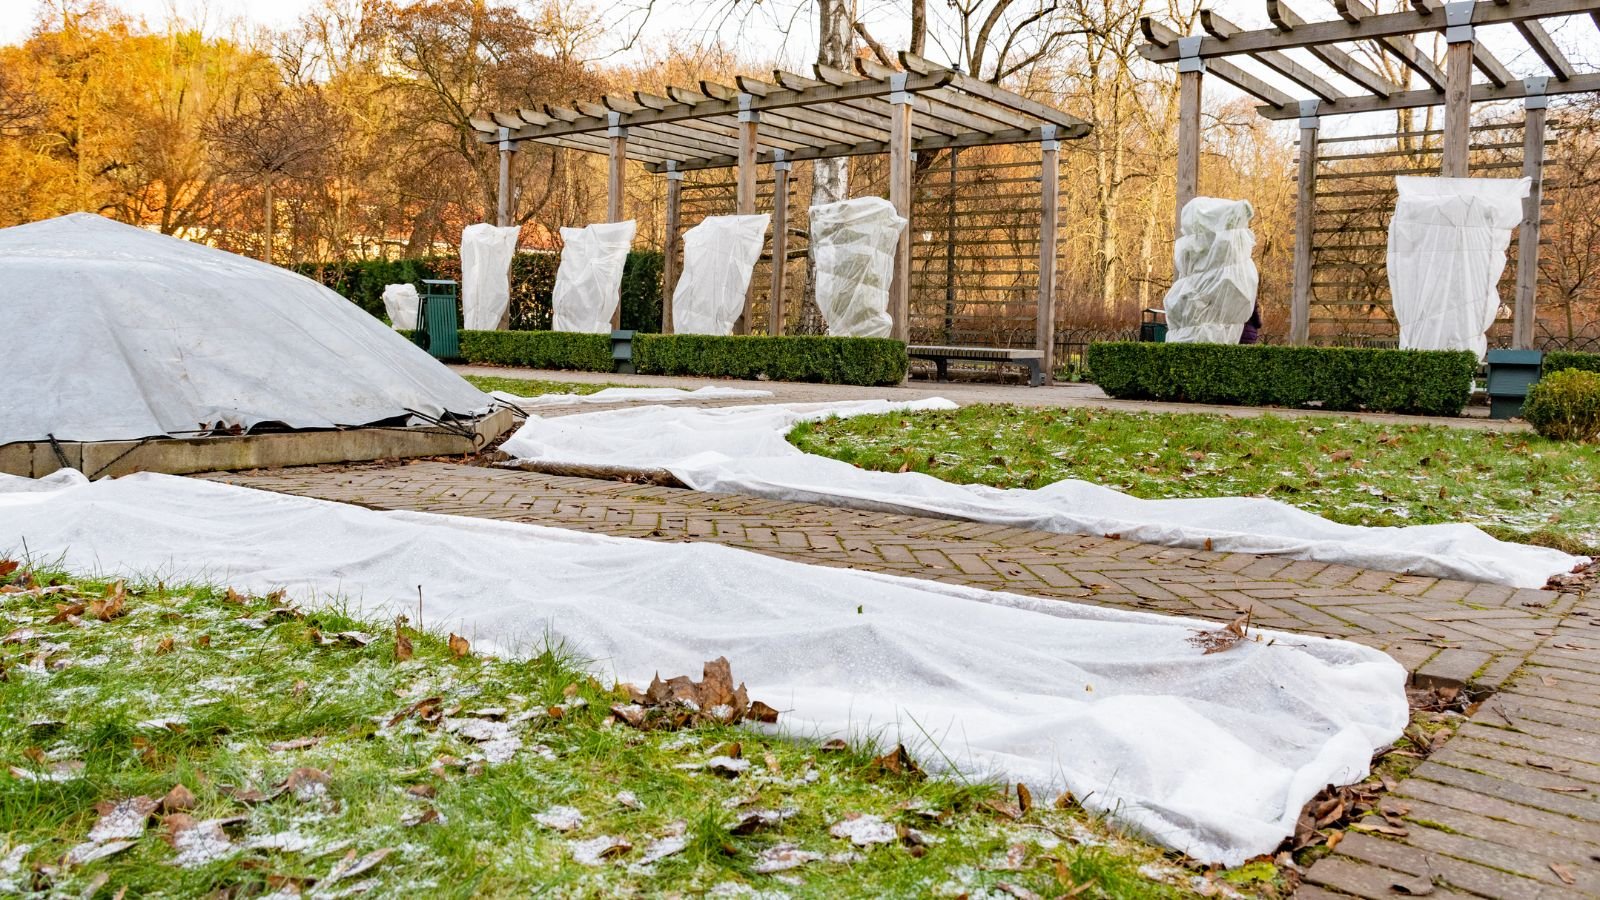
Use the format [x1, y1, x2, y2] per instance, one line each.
[0, 214, 490, 445]
[500, 400, 1584, 588]
[0, 468, 1406, 867]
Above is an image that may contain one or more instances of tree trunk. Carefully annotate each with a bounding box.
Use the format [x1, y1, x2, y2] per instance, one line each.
[801, 0, 855, 334]
[262, 178, 274, 264]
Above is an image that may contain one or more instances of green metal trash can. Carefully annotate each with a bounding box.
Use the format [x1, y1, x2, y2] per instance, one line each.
[1139, 308, 1167, 343]
[415, 279, 460, 361]
[1485, 349, 1544, 420]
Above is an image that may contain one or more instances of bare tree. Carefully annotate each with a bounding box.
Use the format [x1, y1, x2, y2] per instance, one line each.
[208, 86, 345, 261]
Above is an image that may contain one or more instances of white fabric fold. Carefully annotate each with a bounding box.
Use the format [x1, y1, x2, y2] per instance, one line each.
[0, 469, 1408, 866]
[672, 214, 770, 336]
[1388, 176, 1530, 360]
[1163, 197, 1258, 345]
[501, 401, 1584, 588]
[460, 223, 521, 330]
[552, 221, 637, 333]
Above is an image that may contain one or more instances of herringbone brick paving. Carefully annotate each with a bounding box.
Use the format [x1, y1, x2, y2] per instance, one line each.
[206, 460, 1599, 897]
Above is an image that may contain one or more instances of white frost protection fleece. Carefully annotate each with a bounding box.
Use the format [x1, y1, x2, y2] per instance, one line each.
[810, 197, 906, 337]
[0, 469, 1408, 866]
[460, 223, 521, 330]
[672, 214, 771, 335]
[502, 401, 1585, 588]
[489, 386, 773, 410]
[552, 221, 637, 333]
[1388, 176, 1530, 360]
[0, 214, 490, 446]
[1163, 197, 1258, 344]
[382, 283, 419, 330]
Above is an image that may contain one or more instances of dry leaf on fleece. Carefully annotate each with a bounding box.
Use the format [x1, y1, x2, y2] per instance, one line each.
[1186, 610, 1252, 655]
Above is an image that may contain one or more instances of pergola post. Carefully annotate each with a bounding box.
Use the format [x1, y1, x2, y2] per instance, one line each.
[1516, 76, 1549, 350]
[662, 161, 683, 335]
[1291, 100, 1319, 346]
[769, 151, 791, 336]
[1175, 36, 1205, 233]
[887, 74, 914, 344]
[1441, 2, 1476, 177]
[496, 128, 515, 227]
[735, 95, 759, 335]
[1036, 126, 1060, 384]
[607, 113, 628, 330]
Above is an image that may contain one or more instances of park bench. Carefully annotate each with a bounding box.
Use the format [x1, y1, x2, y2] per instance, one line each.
[908, 345, 1045, 386]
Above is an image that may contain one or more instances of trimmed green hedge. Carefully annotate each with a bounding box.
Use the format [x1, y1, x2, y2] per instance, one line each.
[634, 334, 907, 386]
[1087, 342, 1477, 416]
[449, 331, 907, 385]
[295, 250, 663, 332]
[1543, 350, 1600, 375]
[458, 330, 613, 372]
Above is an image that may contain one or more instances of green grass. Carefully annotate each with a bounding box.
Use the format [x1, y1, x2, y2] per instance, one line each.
[0, 564, 1227, 898]
[789, 404, 1600, 555]
[464, 375, 623, 398]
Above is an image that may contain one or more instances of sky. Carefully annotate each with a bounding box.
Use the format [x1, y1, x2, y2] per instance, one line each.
[4, 0, 1596, 140]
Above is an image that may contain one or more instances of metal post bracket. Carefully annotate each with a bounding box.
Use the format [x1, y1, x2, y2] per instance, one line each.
[888, 72, 913, 105]
[1444, 1, 1474, 43]
[606, 111, 628, 139]
[1298, 98, 1321, 130]
[1177, 36, 1206, 73]
[737, 93, 761, 123]
[1524, 76, 1550, 109]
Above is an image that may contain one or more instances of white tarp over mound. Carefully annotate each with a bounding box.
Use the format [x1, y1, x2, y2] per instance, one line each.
[488, 386, 773, 409]
[672, 214, 770, 335]
[0, 214, 490, 446]
[810, 197, 905, 338]
[1163, 197, 1258, 344]
[381, 283, 419, 330]
[461, 223, 521, 330]
[0, 468, 1409, 866]
[552, 221, 637, 333]
[501, 401, 1585, 588]
[1388, 176, 1530, 360]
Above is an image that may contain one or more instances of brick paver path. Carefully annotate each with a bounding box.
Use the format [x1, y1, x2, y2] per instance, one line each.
[207, 460, 1599, 897]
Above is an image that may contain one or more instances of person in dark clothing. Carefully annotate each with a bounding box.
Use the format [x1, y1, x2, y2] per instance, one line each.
[1239, 303, 1263, 344]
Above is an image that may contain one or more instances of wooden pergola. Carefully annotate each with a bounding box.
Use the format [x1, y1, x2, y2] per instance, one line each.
[471, 52, 1091, 375]
[1139, 0, 1600, 349]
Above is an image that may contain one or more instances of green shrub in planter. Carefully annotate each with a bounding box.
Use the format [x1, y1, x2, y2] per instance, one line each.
[1086, 342, 1476, 416]
[1542, 350, 1600, 376]
[457, 330, 612, 371]
[633, 334, 907, 386]
[1523, 368, 1600, 441]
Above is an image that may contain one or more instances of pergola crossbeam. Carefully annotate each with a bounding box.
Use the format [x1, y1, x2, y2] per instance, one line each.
[1138, 0, 1600, 352]
[1266, 0, 1398, 97]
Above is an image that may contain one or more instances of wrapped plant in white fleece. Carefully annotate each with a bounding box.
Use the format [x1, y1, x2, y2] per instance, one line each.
[1163, 197, 1259, 344]
[381, 283, 419, 330]
[460, 223, 521, 330]
[810, 197, 906, 338]
[672, 214, 771, 335]
[1388, 176, 1529, 360]
[552, 220, 637, 333]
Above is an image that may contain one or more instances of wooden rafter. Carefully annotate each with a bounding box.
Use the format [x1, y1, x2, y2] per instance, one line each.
[476, 56, 1091, 172]
[1140, 0, 1600, 118]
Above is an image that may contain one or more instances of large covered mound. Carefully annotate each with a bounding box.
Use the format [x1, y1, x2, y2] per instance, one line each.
[0, 213, 489, 446]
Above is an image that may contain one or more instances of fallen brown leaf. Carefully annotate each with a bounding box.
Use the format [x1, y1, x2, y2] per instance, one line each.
[1550, 862, 1576, 885]
[1186, 610, 1252, 655]
[394, 618, 413, 662]
[159, 784, 197, 814]
[448, 633, 470, 658]
[871, 744, 924, 780]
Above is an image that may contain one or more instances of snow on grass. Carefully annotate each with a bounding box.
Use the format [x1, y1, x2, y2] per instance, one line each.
[0, 564, 1240, 898]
